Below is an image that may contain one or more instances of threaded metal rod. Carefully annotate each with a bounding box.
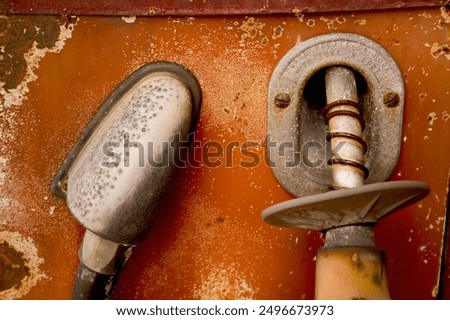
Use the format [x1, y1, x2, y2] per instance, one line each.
[323, 66, 373, 246]
[324, 66, 367, 190]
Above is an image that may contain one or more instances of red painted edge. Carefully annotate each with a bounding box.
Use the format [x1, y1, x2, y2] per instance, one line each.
[438, 179, 450, 299]
[0, 0, 445, 16]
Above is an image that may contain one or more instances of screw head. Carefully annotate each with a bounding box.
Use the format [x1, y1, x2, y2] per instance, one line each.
[61, 178, 68, 192]
[275, 93, 291, 108]
[383, 92, 400, 108]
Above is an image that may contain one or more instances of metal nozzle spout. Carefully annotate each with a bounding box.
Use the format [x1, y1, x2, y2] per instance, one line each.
[72, 230, 133, 299]
[52, 61, 202, 299]
[72, 263, 118, 300]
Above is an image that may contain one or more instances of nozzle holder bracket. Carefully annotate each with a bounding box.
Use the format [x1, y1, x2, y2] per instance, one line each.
[268, 33, 404, 197]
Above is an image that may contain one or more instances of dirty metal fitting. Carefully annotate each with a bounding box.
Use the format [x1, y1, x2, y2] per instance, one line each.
[324, 225, 375, 248]
[263, 33, 430, 300]
[324, 66, 368, 190]
[79, 230, 133, 275]
[323, 66, 373, 256]
[52, 61, 202, 299]
[267, 33, 406, 198]
[73, 230, 134, 299]
[315, 246, 390, 300]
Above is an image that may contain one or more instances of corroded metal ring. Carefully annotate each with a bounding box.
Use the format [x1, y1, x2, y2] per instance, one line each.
[327, 158, 369, 178]
[321, 99, 363, 116]
[325, 110, 366, 131]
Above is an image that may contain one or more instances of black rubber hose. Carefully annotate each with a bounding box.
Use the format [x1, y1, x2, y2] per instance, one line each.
[72, 263, 119, 300]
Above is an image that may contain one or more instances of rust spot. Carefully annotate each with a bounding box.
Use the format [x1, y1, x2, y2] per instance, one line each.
[148, 6, 163, 15]
[428, 112, 438, 125]
[260, 37, 269, 46]
[67, 15, 79, 26]
[0, 231, 46, 299]
[441, 5, 450, 23]
[351, 252, 364, 270]
[241, 18, 260, 38]
[0, 15, 63, 91]
[216, 216, 225, 223]
[0, 16, 8, 36]
[33, 16, 61, 49]
[372, 271, 382, 286]
[239, 17, 266, 47]
[430, 43, 450, 60]
[272, 25, 283, 40]
[0, 242, 30, 291]
[0, 54, 27, 90]
[306, 19, 316, 28]
[0, 16, 36, 53]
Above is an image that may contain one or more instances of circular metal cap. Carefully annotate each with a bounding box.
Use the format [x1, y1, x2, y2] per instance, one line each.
[262, 181, 430, 230]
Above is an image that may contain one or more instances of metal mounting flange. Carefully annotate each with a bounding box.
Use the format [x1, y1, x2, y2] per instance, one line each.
[268, 33, 404, 197]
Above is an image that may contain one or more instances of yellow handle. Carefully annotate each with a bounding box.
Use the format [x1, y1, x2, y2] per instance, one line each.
[315, 246, 390, 300]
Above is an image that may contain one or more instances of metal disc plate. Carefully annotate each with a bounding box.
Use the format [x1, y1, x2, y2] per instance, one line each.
[262, 181, 429, 230]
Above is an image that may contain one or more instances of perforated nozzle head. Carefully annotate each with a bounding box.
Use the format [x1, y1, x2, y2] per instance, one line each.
[52, 62, 201, 245]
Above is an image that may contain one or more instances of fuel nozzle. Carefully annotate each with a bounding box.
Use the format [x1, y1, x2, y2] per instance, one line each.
[52, 62, 201, 299]
[263, 63, 429, 299]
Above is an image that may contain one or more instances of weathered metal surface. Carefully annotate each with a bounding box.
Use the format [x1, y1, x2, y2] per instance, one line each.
[263, 181, 430, 230]
[324, 225, 375, 248]
[54, 62, 201, 245]
[0, 7, 449, 299]
[268, 33, 405, 197]
[0, 0, 446, 16]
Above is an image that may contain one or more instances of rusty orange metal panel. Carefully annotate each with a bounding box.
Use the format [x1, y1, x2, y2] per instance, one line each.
[0, 7, 449, 299]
